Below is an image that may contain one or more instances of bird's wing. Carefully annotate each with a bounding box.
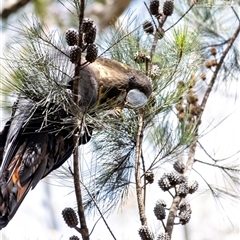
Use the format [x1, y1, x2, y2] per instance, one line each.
[0, 97, 92, 229]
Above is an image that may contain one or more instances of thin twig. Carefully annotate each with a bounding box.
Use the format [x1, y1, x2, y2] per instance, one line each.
[194, 158, 240, 172]
[135, 108, 147, 226]
[0, 0, 30, 19]
[81, 182, 117, 240]
[165, 3, 195, 32]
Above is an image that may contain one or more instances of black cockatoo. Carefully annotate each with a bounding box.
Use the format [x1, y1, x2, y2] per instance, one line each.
[0, 56, 152, 229]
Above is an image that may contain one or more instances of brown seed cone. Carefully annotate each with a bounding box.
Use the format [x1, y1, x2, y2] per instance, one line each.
[211, 59, 217, 66]
[84, 25, 97, 43]
[205, 61, 212, 68]
[188, 180, 199, 194]
[81, 18, 94, 33]
[189, 104, 199, 116]
[62, 208, 78, 228]
[200, 73, 206, 80]
[157, 233, 171, 240]
[65, 28, 78, 46]
[173, 160, 185, 174]
[150, 0, 160, 16]
[138, 226, 154, 240]
[175, 103, 184, 113]
[69, 45, 81, 64]
[145, 170, 154, 184]
[69, 236, 80, 240]
[154, 201, 166, 220]
[86, 43, 98, 63]
[210, 46, 217, 56]
[163, 0, 174, 16]
[186, 94, 198, 104]
[177, 112, 185, 122]
[143, 21, 154, 34]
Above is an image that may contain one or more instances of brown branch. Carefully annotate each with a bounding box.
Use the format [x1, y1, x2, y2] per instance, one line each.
[135, 108, 147, 226]
[165, 22, 240, 239]
[1, 0, 31, 19]
[72, 1, 89, 240]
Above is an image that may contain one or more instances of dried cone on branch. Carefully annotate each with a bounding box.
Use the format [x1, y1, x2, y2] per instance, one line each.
[84, 25, 97, 44]
[62, 208, 78, 228]
[138, 226, 154, 240]
[69, 45, 81, 64]
[211, 46, 217, 56]
[173, 160, 185, 174]
[69, 236, 80, 240]
[154, 200, 166, 220]
[163, 0, 174, 16]
[86, 43, 98, 63]
[81, 18, 94, 33]
[157, 233, 171, 240]
[143, 21, 154, 34]
[150, 0, 160, 16]
[145, 170, 154, 183]
[65, 29, 78, 46]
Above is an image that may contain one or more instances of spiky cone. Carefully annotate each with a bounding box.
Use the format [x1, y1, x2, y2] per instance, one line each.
[153, 200, 166, 220]
[163, 0, 174, 16]
[69, 45, 81, 64]
[65, 28, 78, 46]
[179, 202, 192, 213]
[143, 21, 154, 34]
[156, 199, 167, 207]
[188, 180, 199, 194]
[62, 208, 78, 228]
[69, 236, 80, 240]
[145, 170, 154, 184]
[173, 160, 185, 174]
[179, 210, 191, 225]
[157, 233, 171, 240]
[84, 25, 97, 44]
[177, 182, 189, 198]
[86, 44, 98, 63]
[138, 226, 154, 240]
[158, 174, 172, 191]
[81, 18, 94, 33]
[150, 0, 160, 16]
[166, 171, 184, 186]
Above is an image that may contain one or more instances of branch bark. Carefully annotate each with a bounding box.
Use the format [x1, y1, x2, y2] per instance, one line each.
[135, 108, 147, 226]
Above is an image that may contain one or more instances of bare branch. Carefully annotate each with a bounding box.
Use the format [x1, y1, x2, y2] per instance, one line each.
[1, 0, 31, 19]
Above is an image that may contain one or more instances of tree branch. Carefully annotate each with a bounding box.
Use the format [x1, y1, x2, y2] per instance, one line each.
[135, 108, 147, 226]
[0, 0, 31, 19]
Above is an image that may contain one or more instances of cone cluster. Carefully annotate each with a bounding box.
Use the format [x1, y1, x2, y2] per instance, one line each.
[65, 18, 98, 64]
[175, 76, 200, 125]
